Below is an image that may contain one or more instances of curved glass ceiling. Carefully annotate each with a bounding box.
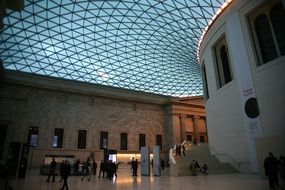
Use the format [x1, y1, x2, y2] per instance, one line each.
[0, 0, 226, 97]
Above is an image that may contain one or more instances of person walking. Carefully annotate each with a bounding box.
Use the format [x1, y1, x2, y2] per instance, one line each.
[60, 160, 71, 190]
[59, 160, 65, 182]
[98, 160, 106, 178]
[264, 152, 279, 189]
[46, 157, 57, 182]
[113, 162, 119, 178]
[81, 158, 92, 181]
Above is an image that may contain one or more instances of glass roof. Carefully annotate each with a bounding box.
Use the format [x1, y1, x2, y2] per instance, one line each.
[0, 0, 227, 97]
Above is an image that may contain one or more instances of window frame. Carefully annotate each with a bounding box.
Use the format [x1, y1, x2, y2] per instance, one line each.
[139, 133, 146, 150]
[53, 128, 64, 148]
[27, 126, 39, 148]
[77, 129, 87, 149]
[213, 36, 233, 89]
[120, 132, 128, 150]
[100, 131, 108, 150]
[248, 0, 285, 66]
[201, 61, 209, 100]
[156, 134, 162, 150]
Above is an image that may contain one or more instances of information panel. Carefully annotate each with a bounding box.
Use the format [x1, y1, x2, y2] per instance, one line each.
[153, 146, 161, 176]
[140, 146, 150, 176]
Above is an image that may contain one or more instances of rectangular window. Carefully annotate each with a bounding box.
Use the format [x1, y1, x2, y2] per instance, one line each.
[214, 36, 233, 88]
[156, 135, 162, 150]
[77, 130, 87, 149]
[200, 135, 205, 143]
[139, 134, 145, 150]
[120, 133, 128, 150]
[186, 134, 193, 142]
[27, 126, 39, 147]
[100, 131, 108, 149]
[53, 128, 64, 148]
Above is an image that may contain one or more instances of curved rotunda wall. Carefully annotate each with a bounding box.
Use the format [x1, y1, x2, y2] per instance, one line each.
[199, 0, 285, 174]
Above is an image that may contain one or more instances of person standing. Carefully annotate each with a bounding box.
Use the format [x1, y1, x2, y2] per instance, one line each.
[189, 160, 197, 176]
[176, 144, 181, 156]
[161, 160, 165, 171]
[131, 159, 138, 177]
[0, 162, 13, 190]
[264, 152, 279, 189]
[60, 160, 71, 190]
[279, 156, 285, 190]
[182, 145, 186, 156]
[93, 160, 97, 176]
[46, 157, 56, 182]
[74, 159, 80, 175]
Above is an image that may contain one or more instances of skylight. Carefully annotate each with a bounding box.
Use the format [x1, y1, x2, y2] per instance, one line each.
[0, 0, 227, 97]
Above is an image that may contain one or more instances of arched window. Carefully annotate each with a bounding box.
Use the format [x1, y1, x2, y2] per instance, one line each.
[220, 45, 233, 84]
[213, 36, 233, 89]
[201, 62, 209, 100]
[249, 0, 285, 65]
[270, 3, 285, 55]
[254, 14, 277, 63]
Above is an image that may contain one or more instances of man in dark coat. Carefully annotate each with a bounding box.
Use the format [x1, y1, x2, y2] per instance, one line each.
[131, 159, 138, 176]
[60, 160, 71, 190]
[46, 157, 56, 182]
[264, 152, 279, 189]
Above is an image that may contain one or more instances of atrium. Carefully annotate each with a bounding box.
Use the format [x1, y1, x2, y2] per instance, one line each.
[1, 0, 285, 190]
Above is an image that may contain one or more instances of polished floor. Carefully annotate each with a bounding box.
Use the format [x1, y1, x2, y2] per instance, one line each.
[7, 167, 270, 190]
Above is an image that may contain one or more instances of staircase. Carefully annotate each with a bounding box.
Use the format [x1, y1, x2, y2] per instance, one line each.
[170, 143, 238, 176]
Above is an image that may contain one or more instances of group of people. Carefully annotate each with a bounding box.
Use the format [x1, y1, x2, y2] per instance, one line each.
[46, 157, 99, 190]
[174, 144, 186, 156]
[98, 160, 119, 180]
[73, 158, 97, 177]
[130, 158, 138, 177]
[264, 152, 285, 190]
[46, 157, 71, 190]
[45, 151, 285, 190]
[189, 160, 208, 176]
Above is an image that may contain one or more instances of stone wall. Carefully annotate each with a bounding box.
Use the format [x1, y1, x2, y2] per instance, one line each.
[0, 71, 206, 169]
[0, 72, 169, 167]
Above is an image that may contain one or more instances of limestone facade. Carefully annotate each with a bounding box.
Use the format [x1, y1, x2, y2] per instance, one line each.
[165, 98, 206, 146]
[0, 70, 206, 169]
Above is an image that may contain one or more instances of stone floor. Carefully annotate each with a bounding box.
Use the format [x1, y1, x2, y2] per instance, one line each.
[6, 166, 270, 190]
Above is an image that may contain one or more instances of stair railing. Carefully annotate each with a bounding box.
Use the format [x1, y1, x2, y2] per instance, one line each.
[209, 146, 250, 171]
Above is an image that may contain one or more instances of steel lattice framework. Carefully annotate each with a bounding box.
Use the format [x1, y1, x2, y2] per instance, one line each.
[0, 0, 227, 97]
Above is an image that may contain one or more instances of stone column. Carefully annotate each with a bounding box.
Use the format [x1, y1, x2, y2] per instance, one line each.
[179, 114, 186, 143]
[192, 115, 200, 142]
